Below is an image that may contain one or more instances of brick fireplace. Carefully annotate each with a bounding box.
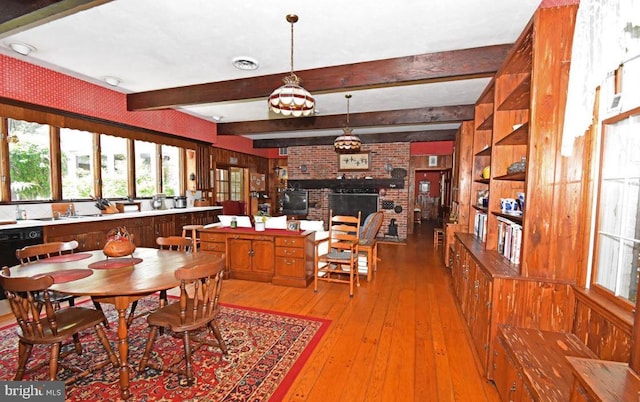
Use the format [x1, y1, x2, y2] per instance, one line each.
[286, 143, 410, 239]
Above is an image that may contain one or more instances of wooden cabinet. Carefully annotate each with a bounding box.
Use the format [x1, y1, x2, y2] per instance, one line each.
[273, 236, 314, 287]
[228, 235, 275, 282]
[152, 214, 175, 238]
[200, 227, 314, 287]
[46, 219, 114, 251]
[199, 232, 226, 259]
[493, 336, 526, 402]
[43, 209, 220, 249]
[453, 233, 575, 379]
[122, 217, 154, 248]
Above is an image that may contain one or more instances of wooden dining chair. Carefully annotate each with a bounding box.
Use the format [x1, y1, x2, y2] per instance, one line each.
[16, 240, 107, 324]
[314, 210, 362, 297]
[358, 211, 384, 281]
[126, 236, 192, 326]
[138, 256, 227, 386]
[0, 267, 119, 384]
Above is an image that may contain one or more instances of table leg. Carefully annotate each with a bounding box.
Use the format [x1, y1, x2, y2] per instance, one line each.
[115, 298, 131, 400]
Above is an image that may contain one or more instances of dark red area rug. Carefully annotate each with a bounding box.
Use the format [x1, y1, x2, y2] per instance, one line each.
[0, 297, 331, 401]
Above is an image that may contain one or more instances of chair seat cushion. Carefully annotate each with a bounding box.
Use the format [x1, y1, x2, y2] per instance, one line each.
[325, 251, 353, 260]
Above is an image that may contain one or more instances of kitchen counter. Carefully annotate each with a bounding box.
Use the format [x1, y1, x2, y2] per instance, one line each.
[0, 206, 222, 230]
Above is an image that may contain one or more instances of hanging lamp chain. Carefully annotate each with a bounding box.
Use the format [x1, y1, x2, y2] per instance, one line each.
[286, 14, 298, 77]
[345, 94, 352, 127]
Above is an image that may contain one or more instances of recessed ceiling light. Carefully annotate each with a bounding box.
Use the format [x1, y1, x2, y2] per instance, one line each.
[212, 115, 223, 122]
[9, 42, 36, 56]
[103, 76, 121, 86]
[232, 56, 259, 71]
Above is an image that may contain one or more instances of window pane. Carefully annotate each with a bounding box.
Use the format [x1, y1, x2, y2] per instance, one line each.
[161, 145, 180, 196]
[594, 113, 640, 304]
[100, 135, 128, 198]
[135, 140, 158, 197]
[60, 128, 93, 199]
[216, 168, 228, 202]
[8, 119, 52, 201]
[230, 167, 243, 201]
[596, 234, 620, 291]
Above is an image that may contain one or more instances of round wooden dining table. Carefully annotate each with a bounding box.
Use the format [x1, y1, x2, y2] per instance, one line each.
[6, 247, 218, 400]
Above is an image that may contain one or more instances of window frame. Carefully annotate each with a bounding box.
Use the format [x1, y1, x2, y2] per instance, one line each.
[1, 116, 190, 203]
[590, 105, 640, 312]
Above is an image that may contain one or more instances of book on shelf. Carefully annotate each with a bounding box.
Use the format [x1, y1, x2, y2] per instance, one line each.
[496, 216, 522, 264]
[474, 212, 488, 243]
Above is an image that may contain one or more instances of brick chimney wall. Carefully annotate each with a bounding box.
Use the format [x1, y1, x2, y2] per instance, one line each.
[287, 143, 410, 239]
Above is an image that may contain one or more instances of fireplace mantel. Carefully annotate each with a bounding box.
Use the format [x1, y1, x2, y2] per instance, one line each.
[287, 178, 404, 190]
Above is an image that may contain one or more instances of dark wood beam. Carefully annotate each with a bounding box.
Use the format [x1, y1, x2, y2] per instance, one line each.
[252, 129, 458, 148]
[127, 45, 511, 111]
[0, 0, 111, 37]
[217, 105, 474, 135]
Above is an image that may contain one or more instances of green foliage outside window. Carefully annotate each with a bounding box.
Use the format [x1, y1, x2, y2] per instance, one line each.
[10, 141, 51, 200]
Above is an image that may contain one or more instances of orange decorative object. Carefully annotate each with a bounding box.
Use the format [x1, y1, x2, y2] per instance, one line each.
[103, 227, 136, 258]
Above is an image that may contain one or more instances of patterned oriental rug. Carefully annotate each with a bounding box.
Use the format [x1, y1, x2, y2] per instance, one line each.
[0, 297, 330, 401]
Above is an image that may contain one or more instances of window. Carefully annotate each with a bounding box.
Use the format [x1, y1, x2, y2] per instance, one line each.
[135, 140, 158, 197]
[215, 168, 229, 202]
[230, 167, 243, 201]
[100, 135, 129, 199]
[161, 145, 180, 196]
[592, 109, 640, 306]
[8, 119, 52, 201]
[61, 128, 94, 199]
[215, 167, 245, 202]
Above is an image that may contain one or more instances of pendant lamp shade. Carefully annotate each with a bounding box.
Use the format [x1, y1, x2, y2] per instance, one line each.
[268, 14, 315, 117]
[334, 94, 362, 153]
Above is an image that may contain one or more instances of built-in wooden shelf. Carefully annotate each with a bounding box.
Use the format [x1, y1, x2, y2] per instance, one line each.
[497, 75, 531, 111]
[474, 178, 490, 185]
[501, 28, 533, 75]
[477, 114, 494, 131]
[492, 211, 523, 224]
[496, 122, 529, 146]
[493, 172, 525, 181]
[475, 146, 492, 157]
[472, 205, 488, 213]
[288, 178, 404, 190]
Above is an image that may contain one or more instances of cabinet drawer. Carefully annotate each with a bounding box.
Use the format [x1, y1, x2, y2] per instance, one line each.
[201, 242, 225, 252]
[276, 237, 304, 248]
[275, 247, 303, 258]
[275, 257, 305, 277]
[200, 233, 226, 242]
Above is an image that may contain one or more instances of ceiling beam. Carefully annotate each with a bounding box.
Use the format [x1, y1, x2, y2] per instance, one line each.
[127, 45, 511, 111]
[217, 105, 474, 135]
[0, 0, 112, 37]
[252, 129, 458, 148]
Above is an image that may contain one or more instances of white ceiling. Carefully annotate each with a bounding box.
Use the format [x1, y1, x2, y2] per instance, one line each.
[0, 0, 542, 141]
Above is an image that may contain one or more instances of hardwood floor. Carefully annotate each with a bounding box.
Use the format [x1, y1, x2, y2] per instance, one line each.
[223, 220, 501, 401]
[0, 221, 500, 401]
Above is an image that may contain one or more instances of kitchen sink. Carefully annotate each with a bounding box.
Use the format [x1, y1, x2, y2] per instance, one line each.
[32, 214, 103, 221]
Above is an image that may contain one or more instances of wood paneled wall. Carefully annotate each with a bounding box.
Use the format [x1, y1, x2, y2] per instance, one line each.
[572, 288, 633, 363]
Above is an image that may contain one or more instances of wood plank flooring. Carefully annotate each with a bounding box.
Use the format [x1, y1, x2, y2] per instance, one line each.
[223, 221, 501, 401]
[0, 221, 501, 401]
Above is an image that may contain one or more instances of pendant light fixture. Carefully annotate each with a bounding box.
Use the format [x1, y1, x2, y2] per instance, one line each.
[334, 94, 362, 153]
[268, 14, 315, 117]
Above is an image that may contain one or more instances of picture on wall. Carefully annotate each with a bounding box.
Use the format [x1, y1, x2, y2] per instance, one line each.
[338, 152, 370, 171]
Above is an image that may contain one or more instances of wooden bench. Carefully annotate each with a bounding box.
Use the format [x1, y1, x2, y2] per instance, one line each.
[567, 357, 640, 401]
[493, 325, 598, 401]
[494, 325, 640, 401]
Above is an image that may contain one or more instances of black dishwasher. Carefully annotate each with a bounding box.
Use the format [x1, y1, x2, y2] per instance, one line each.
[0, 226, 44, 299]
